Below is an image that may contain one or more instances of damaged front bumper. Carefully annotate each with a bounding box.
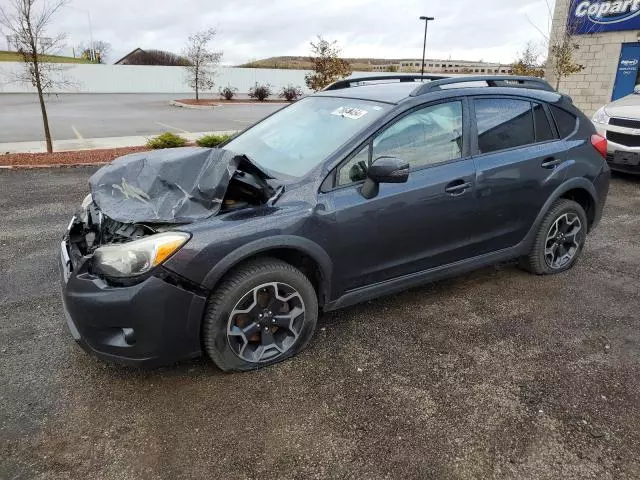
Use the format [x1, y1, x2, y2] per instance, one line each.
[59, 238, 206, 367]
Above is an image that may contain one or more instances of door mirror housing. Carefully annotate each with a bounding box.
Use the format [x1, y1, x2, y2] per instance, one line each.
[361, 156, 410, 199]
[634, 84, 640, 95]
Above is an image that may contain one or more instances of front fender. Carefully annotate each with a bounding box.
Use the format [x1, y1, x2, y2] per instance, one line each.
[200, 235, 333, 302]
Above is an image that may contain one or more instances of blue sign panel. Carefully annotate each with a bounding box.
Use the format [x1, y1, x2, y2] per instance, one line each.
[568, 0, 640, 34]
[612, 43, 640, 100]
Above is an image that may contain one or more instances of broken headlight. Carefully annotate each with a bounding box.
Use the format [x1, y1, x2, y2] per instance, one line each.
[93, 232, 190, 278]
[81, 193, 93, 210]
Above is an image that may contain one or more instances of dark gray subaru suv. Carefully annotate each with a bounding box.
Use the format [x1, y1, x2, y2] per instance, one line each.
[60, 75, 611, 372]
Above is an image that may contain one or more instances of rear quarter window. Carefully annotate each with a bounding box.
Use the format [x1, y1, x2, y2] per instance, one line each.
[550, 106, 577, 139]
[533, 103, 556, 142]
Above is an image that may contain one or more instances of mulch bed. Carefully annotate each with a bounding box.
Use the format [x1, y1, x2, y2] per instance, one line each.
[0, 147, 150, 167]
[175, 98, 288, 106]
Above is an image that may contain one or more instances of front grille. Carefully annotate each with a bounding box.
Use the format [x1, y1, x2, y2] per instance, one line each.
[609, 117, 640, 129]
[607, 130, 640, 147]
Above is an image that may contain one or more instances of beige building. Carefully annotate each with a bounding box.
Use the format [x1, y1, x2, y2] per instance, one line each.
[548, 0, 640, 116]
[371, 59, 513, 75]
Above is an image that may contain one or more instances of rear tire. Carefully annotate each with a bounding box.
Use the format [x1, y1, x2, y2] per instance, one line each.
[202, 258, 318, 372]
[520, 199, 588, 275]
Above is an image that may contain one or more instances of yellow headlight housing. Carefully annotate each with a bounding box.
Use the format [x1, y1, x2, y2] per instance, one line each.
[93, 232, 190, 278]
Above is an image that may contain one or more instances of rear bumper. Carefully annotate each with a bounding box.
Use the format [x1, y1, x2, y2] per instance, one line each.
[60, 248, 206, 368]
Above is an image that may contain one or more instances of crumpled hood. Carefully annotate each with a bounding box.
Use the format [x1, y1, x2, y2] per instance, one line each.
[89, 147, 266, 224]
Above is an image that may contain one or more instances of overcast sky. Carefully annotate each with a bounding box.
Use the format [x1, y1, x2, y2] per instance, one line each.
[28, 0, 555, 64]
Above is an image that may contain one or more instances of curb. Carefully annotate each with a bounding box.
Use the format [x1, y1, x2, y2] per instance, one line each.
[170, 100, 217, 110]
[0, 161, 109, 170]
[170, 100, 289, 109]
[0, 131, 237, 154]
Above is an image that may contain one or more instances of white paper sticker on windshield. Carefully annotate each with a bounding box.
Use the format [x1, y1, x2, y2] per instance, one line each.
[331, 106, 368, 120]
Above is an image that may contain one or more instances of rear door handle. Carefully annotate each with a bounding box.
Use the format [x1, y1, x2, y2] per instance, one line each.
[541, 157, 562, 169]
[445, 180, 472, 195]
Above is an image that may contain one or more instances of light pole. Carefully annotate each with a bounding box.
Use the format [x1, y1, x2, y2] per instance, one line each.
[419, 16, 435, 76]
[87, 10, 95, 62]
[67, 5, 95, 62]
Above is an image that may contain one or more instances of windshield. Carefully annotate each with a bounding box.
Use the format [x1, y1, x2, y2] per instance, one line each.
[224, 96, 391, 178]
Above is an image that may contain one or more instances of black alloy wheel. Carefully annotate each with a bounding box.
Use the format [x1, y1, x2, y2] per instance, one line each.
[226, 282, 306, 363]
[202, 258, 318, 372]
[520, 199, 588, 275]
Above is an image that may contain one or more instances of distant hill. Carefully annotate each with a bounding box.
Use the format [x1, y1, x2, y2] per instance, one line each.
[239, 56, 404, 71]
[0, 50, 93, 64]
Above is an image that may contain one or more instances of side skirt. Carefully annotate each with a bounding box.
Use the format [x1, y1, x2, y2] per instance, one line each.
[323, 244, 527, 312]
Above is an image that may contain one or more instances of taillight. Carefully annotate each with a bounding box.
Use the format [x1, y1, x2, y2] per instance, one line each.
[591, 134, 607, 158]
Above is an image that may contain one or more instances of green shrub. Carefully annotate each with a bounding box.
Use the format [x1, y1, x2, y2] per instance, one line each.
[146, 132, 187, 149]
[249, 82, 272, 101]
[219, 85, 238, 100]
[279, 84, 303, 102]
[196, 133, 232, 148]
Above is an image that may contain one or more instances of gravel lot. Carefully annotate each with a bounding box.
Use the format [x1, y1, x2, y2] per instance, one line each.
[1, 168, 639, 479]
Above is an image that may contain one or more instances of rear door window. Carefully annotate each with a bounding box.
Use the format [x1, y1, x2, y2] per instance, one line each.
[474, 98, 535, 154]
[549, 106, 578, 139]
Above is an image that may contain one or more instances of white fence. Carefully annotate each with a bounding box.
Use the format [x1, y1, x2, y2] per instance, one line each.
[0, 63, 441, 95]
[0, 63, 318, 94]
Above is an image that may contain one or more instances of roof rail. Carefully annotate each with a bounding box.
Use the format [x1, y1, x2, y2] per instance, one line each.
[410, 76, 555, 96]
[324, 75, 449, 91]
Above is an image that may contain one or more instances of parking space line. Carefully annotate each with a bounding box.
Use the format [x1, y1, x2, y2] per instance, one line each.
[71, 126, 84, 140]
[155, 121, 190, 133]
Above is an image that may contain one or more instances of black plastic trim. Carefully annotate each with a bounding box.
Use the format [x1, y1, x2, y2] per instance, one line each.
[201, 235, 334, 303]
[324, 75, 448, 91]
[411, 76, 554, 96]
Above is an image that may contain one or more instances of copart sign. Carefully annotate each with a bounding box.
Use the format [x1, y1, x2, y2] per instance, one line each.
[569, 0, 640, 33]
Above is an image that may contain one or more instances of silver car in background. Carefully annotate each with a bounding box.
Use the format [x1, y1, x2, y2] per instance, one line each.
[593, 86, 640, 174]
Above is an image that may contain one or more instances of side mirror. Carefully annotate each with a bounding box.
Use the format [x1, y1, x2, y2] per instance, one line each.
[361, 156, 409, 199]
[634, 85, 640, 95]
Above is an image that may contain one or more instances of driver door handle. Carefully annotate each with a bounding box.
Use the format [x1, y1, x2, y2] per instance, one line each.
[445, 179, 472, 195]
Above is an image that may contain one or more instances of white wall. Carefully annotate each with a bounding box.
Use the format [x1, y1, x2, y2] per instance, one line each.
[0, 63, 448, 95]
[0, 63, 317, 94]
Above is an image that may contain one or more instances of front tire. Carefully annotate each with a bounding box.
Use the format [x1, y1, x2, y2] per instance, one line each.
[520, 199, 588, 275]
[202, 258, 318, 372]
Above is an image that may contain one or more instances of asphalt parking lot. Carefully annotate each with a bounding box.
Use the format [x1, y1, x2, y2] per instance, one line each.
[1, 168, 639, 479]
[0, 94, 283, 143]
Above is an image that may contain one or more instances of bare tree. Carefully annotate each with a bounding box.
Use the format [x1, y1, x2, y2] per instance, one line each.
[77, 39, 111, 63]
[184, 29, 222, 101]
[548, 24, 585, 90]
[511, 41, 546, 78]
[305, 36, 352, 92]
[526, 0, 585, 91]
[0, 0, 70, 153]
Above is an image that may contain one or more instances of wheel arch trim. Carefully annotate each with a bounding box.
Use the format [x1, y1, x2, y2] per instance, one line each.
[524, 177, 598, 248]
[201, 236, 333, 303]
